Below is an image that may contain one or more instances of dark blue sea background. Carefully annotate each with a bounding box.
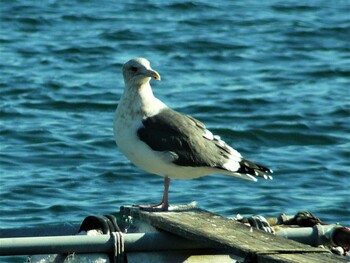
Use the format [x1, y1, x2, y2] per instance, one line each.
[1, 0, 349, 261]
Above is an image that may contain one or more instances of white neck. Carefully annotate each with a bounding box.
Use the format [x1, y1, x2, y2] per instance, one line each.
[118, 80, 167, 119]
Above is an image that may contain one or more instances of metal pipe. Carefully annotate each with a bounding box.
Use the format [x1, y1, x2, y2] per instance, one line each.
[0, 232, 209, 256]
[275, 224, 349, 247]
[275, 226, 317, 246]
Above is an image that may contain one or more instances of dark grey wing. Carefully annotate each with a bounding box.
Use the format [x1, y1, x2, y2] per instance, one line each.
[137, 108, 229, 168]
[137, 108, 273, 179]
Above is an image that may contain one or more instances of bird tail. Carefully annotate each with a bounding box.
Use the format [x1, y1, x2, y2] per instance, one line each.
[237, 158, 273, 180]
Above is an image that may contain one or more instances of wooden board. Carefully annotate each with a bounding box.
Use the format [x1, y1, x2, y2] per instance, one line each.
[120, 206, 348, 263]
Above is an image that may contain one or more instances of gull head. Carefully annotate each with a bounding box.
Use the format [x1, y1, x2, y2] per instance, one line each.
[122, 58, 161, 86]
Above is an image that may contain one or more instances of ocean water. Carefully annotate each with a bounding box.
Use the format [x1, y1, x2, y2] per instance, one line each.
[1, 0, 349, 261]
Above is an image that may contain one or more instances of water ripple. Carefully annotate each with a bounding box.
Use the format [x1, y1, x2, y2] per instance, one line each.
[1, 4, 349, 260]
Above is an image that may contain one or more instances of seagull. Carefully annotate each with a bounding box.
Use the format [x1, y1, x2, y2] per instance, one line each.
[114, 58, 273, 211]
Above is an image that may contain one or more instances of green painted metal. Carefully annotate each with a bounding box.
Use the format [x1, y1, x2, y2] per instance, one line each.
[0, 232, 208, 256]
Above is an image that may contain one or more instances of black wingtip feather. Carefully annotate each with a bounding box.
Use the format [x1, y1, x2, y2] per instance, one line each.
[238, 158, 273, 180]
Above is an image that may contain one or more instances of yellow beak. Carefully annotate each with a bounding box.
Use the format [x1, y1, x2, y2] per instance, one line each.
[148, 69, 161, 81]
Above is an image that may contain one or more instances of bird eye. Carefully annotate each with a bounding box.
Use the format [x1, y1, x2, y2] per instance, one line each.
[130, 66, 138, 72]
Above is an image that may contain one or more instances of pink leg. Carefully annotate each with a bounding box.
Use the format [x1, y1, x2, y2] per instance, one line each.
[136, 176, 171, 211]
[161, 176, 170, 209]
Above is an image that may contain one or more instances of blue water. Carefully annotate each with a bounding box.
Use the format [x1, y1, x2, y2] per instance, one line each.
[1, 0, 349, 260]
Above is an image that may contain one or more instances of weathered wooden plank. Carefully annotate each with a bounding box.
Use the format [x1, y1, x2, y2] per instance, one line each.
[121, 206, 348, 263]
[127, 251, 242, 263]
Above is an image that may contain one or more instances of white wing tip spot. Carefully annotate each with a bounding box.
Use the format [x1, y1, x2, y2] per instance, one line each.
[203, 129, 214, 140]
